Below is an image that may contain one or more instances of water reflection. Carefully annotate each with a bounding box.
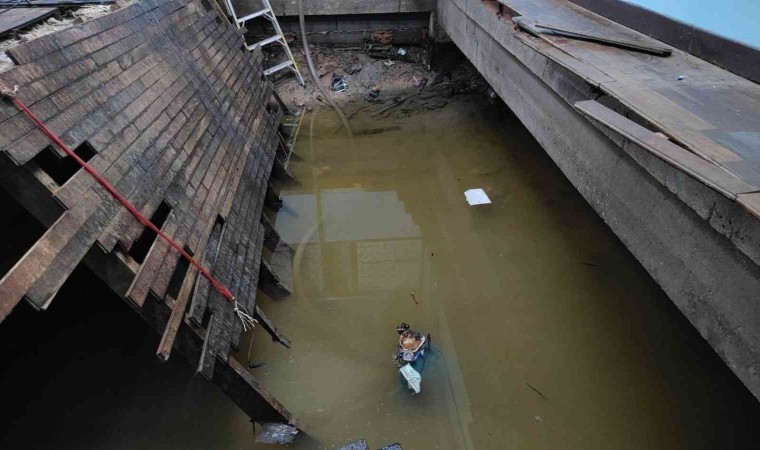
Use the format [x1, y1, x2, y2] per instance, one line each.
[277, 189, 422, 297]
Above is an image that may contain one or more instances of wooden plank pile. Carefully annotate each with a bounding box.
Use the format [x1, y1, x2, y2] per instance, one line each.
[0, 7, 60, 37]
[0, 0, 295, 424]
[500, 0, 760, 215]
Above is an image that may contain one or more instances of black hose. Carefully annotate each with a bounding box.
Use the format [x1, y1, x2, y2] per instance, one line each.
[296, 0, 353, 139]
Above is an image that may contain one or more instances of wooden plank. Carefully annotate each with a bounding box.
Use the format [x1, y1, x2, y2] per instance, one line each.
[254, 305, 291, 349]
[197, 311, 218, 380]
[0, 195, 99, 320]
[156, 206, 225, 361]
[0, 0, 296, 425]
[187, 218, 226, 325]
[504, 0, 760, 190]
[190, 87, 276, 355]
[175, 87, 269, 262]
[533, 21, 672, 55]
[95, 82, 198, 252]
[125, 212, 178, 306]
[23, 110, 179, 307]
[260, 213, 281, 251]
[574, 100, 759, 199]
[213, 356, 293, 424]
[0, 7, 59, 37]
[156, 277, 195, 361]
[737, 193, 760, 220]
[0, 0, 191, 125]
[597, 77, 742, 164]
[149, 122, 251, 301]
[14, 53, 193, 306]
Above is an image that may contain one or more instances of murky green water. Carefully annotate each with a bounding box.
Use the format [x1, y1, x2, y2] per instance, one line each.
[246, 96, 760, 449]
[2, 94, 759, 450]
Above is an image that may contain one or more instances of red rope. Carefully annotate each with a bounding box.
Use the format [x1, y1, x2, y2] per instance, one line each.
[11, 96, 236, 301]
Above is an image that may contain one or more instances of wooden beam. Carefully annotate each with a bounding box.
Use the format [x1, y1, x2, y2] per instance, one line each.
[254, 305, 291, 348]
[213, 356, 295, 424]
[141, 294, 294, 423]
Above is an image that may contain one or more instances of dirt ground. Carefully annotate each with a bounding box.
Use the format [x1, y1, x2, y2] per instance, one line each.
[271, 44, 491, 120]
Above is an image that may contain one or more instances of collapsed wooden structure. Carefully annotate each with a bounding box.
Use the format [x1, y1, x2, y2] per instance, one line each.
[0, 0, 297, 425]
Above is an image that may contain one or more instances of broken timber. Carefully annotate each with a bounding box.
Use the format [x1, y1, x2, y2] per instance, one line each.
[0, 0, 297, 427]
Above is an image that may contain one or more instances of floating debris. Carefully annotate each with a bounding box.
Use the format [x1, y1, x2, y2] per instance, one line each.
[254, 423, 299, 445]
[526, 382, 548, 399]
[464, 188, 492, 205]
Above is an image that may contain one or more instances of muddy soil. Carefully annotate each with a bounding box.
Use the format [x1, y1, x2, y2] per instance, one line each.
[272, 44, 490, 120]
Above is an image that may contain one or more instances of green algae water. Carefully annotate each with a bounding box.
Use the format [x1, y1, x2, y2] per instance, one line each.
[1, 94, 759, 450]
[247, 96, 760, 449]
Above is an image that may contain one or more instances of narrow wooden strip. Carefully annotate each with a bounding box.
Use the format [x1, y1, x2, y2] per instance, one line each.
[125, 212, 178, 306]
[533, 21, 672, 55]
[574, 100, 759, 198]
[254, 305, 291, 348]
[156, 273, 195, 361]
[0, 7, 59, 37]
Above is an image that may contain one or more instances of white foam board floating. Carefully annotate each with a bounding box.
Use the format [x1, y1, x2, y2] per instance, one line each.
[464, 188, 491, 206]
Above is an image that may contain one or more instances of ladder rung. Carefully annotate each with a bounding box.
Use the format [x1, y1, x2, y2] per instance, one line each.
[264, 60, 294, 76]
[247, 34, 280, 49]
[237, 7, 270, 23]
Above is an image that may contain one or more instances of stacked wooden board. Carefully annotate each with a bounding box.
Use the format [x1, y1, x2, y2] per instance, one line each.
[498, 0, 760, 215]
[0, 0, 294, 423]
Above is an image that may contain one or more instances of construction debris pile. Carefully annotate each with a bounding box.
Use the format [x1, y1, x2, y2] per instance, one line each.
[273, 43, 490, 118]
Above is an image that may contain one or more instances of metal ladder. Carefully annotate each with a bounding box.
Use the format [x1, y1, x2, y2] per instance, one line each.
[223, 0, 305, 86]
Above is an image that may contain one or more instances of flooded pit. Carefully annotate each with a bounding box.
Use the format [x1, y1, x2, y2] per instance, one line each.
[2, 94, 759, 450]
[247, 96, 760, 449]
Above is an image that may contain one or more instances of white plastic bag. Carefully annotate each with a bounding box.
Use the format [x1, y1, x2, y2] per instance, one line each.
[399, 364, 421, 394]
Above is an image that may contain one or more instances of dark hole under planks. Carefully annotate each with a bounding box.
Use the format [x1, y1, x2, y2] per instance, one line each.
[0, 264, 251, 449]
[0, 185, 46, 276]
[129, 200, 173, 264]
[31, 141, 97, 186]
[165, 252, 192, 300]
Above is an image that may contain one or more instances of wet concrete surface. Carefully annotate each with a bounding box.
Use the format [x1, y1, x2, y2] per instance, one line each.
[2, 94, 759, 450]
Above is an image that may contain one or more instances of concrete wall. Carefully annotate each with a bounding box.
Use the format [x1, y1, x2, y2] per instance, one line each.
[437, 0, 760, 400]
[233, 0, 433, 45]
[275, 13, 430, 44]
[232, 0, 434, 17]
